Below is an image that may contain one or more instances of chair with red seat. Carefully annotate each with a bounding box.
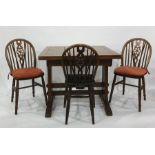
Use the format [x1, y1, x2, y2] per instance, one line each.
[109, 38, 152, 112]
[5, 38, 47, 115]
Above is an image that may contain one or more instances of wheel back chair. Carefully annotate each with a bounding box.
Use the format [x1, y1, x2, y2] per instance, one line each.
[5, 39, 47, 115]
[62, 44, 99, 124]
[109, 38, 152, 112]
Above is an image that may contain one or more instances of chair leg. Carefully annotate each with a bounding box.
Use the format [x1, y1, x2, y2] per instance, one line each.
[92, 87, 95, 108]
[41, 76, 48, 106]
[109, 74, 117, 103]
[64, 86, 68, 108]
[11, 78, 16, 102]
[32, 78, 35, 97]
[88, 85, 95, 124]
[122, 76, 126, 95]
[65, 86, 71, 125]
[142, 77, 146, 101]
[15, 80, 19, 115]
[138, 78, 142, 112]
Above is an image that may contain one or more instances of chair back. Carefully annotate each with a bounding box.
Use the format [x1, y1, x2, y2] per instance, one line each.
[5, 39, 36, 71]
[62, 44, 98, 80]
[121, 38, 152, 68]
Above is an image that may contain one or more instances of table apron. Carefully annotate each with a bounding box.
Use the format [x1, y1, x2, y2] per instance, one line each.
[47, 59, 112, 66]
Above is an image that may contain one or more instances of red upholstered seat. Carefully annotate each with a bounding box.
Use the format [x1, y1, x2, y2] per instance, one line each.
[11, 68, 44, 79]
[114, 66, 148, 77]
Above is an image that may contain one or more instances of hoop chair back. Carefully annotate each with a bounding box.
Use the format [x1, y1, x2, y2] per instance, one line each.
[62, 44, 98, 84]
[121, 38, 152, 69]
[5, 39, 36, 72]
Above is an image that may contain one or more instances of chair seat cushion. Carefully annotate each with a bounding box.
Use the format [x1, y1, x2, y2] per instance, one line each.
[114, 66, 148, 77]
[11, 68, 44, 79]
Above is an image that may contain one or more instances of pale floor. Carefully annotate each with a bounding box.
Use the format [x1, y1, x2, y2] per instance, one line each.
[0, 75, 155, 128]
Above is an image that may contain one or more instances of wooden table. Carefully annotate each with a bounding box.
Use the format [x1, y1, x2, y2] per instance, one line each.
[39, 46, 121, 117]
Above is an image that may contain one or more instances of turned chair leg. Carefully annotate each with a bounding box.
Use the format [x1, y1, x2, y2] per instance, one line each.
[122, 76, 126, 95]
[65, 86, 71, 125]
[32, 78, 35, 97]
[88, 85, 95, 124]
[92, 87, 95, 108]
[109, 74, 117, 103]
[142, 77, 146, 101]
[15, 80, 19, 115]
[64, 87, 68, 108]
[138, 78, 142, 112]
[11, 78, 16, 102]
[41, 76, 48, 106]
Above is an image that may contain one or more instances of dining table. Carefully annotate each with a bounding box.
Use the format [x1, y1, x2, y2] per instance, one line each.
[38, 46, 121, 117]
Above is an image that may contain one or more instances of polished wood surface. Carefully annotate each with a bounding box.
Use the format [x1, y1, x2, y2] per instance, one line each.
[38, 46, 121, 118]
[39, 46, 121, 60]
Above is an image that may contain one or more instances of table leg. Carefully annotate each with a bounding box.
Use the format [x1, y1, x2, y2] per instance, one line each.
[45, 63, 54, 117]
[100, 65, 113, 116]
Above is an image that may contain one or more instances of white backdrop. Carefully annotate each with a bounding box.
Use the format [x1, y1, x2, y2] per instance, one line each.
[0, 0, 155, 153]
[1, 27, 155, 128]
[0, 26, 155, 89]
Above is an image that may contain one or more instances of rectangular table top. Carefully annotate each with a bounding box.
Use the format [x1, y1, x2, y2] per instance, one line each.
[38, 46, 121, 61]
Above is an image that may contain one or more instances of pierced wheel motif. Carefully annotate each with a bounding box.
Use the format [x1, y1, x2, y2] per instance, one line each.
[16, 40, 25, 67]
[132, 40, 141, 66]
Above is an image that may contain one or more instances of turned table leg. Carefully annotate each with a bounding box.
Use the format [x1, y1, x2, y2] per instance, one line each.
[100, 65, 113, 116]
[45, 61, 54, 117]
